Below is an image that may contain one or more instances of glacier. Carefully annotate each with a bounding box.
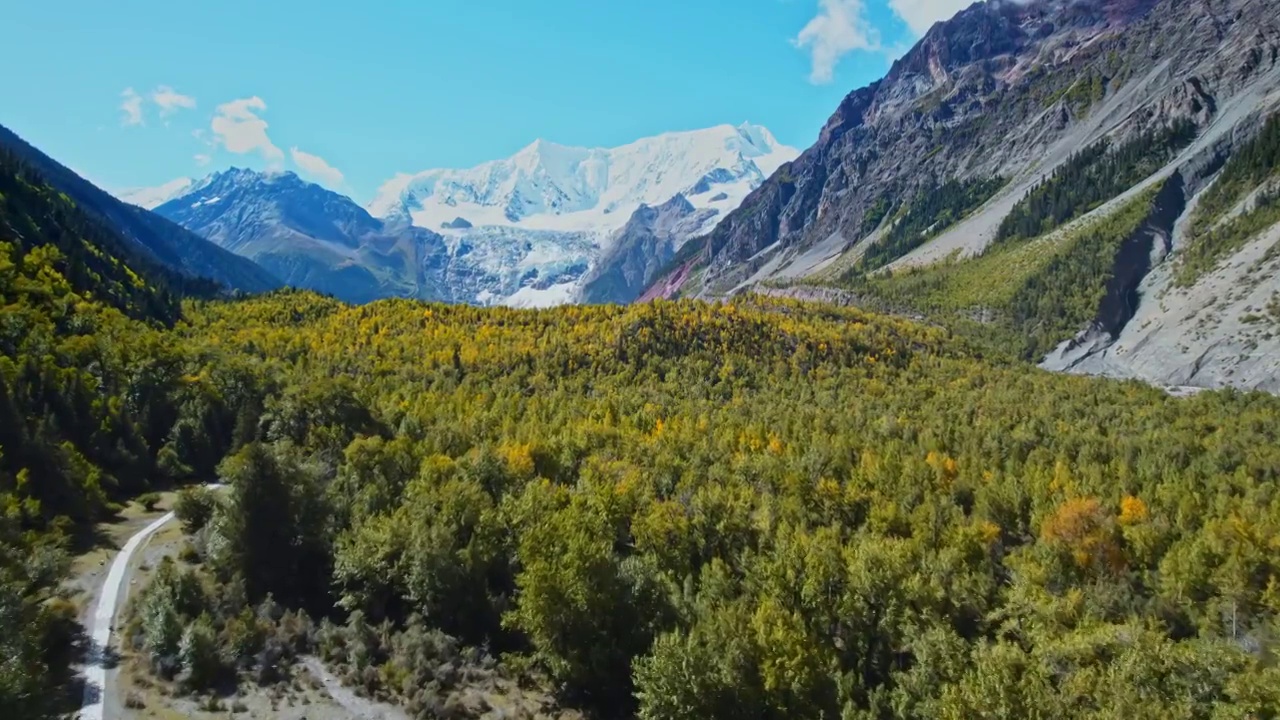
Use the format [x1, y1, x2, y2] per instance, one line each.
[368, 122, 798, 304]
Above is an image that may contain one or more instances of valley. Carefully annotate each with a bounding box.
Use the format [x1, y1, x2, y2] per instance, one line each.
[3, 0, 1280, 718]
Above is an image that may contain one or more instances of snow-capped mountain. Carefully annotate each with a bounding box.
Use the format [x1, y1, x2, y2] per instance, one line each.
[369, 122, 797, 236]
[140, 167, 590, 306]
[116, 177, 195, 210]
[366, 122, 797, 304]
[147, 168, 453, 304]
[126, 123, 797, 307]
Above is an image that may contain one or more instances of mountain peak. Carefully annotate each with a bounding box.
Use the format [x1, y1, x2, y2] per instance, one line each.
[207, 167, 298, 185]
[367, 123, 799, 231]
[514, 137, 576, 156]
[734, 122, 781, 153]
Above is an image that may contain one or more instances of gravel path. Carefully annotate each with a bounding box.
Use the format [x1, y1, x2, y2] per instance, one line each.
[79, 511, 176, 720]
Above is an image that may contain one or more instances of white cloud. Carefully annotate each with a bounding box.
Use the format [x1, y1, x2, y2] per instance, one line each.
[210, 96, 284, 162]
[793, 0, 881, 84]
[889, 0, 973, 35]
[151, 85, 196, 116]
[290, 147, 344, 187]
[194, 153, 212, 166]
[119, 87, 144, 126]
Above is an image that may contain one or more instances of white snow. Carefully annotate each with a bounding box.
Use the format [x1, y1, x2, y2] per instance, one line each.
[113, 177, 195, 209]
[368, 122, 798, 238]
[366, 123, 795, 307]
[190, 195, 222, 209]
[501, 281, 580, 308]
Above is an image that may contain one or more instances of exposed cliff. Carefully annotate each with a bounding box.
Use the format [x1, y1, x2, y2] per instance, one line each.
[650, 0, 1280, 392]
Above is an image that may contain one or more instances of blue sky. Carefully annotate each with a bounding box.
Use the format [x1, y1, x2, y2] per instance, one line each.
[2, 0, 968, 203]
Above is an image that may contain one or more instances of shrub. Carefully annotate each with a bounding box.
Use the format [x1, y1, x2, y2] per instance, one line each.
[137, 492, 162, 511]
[174, 487, 217, 534]
[40, 596, 81, 656]
[139, 584, 182, 665]
[178, 542, 201, 564]
[179, 614, 223, 691]
[222, 607, 265, 668]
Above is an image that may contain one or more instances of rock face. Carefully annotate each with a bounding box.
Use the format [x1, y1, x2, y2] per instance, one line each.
[653, 0, 1280, 294]
[579, 194, 717, 304]
[1045, 221, 1280, 393]
[1042, 156, 1280, 393]
[647, 0, 1280, 392]
[154, 169, 451, 304]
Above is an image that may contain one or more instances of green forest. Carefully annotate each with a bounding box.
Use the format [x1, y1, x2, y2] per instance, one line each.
[838, 183, 1165, 361]
[996, 120, 1196, 244]
[1176, 113, 1280, 286]
[4, 125, 1280, 720]
[858, 176, 1006, 271]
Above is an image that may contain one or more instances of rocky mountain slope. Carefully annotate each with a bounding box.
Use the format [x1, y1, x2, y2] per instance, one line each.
[579, 194, 717, 304]
[146, 168, 596, 306]
[0, 125, 280, 294]
[136, 124, 797, 306]
[650, 0, 1280, 393]
[151, 169, 456, 304]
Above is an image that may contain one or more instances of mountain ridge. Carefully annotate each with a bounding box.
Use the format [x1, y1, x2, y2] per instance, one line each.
[133, 123, 798, 306]
[0, 125, 281, 294]
[366, 122, 797, 234]
[153, 167, 452, 304]
[644, 0, 1280, 393]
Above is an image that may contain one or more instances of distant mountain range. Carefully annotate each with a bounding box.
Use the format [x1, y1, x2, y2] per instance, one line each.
[15, 0, 1277, 397]
[121, 123, 798, 306]
[367, 123, 793, 231]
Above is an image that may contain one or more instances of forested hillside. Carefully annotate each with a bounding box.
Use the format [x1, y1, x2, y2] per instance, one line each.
[0, 144, 241, 716]
[0, 124, 281, 294]
[6, 128, 1280, 719]
[80, 284, 1274, 719]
